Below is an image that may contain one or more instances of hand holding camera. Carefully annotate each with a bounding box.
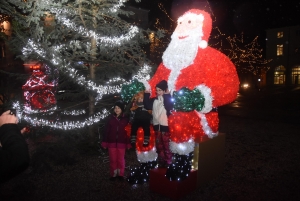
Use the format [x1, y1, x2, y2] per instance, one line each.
[0, 110, 18, 126]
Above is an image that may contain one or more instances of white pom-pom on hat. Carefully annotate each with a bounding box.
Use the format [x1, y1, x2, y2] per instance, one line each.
[199, 40, 208, 49]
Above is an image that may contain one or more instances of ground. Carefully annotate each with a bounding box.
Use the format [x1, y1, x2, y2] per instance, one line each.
[1, 86, 300, 201]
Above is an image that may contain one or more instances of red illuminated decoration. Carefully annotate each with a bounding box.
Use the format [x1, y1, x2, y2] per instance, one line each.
[145, 9, 239, 181]
[22, 63, 57, 113]
[124, 9, 239, 183]
[125, 124, 156, 152]
[148, 9, 239, 143]
[29, 65, 41, 71]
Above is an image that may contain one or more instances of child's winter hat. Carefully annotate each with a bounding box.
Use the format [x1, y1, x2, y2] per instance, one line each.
[114, 100, 125, 112]
[156, 80, 168, 91]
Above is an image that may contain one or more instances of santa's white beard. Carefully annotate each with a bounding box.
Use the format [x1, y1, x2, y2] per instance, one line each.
[162, 27, 203, 71]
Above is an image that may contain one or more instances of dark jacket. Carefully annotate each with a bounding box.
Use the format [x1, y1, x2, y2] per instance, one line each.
[131, 106, 152, 123]
[101, 114, 130, 149]
[0, 124, 30, 183]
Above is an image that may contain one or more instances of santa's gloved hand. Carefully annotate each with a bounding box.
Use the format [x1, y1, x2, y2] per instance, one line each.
[166, 152, 194, 181]
[121, 79, 145, 103]
[173, 87, 205, 112]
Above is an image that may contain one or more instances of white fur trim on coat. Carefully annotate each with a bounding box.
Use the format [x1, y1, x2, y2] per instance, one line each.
[136, 147, 158, 163]
[139, 79, 151, 93]
[169, 139, 195, 155]
[196, 84, 213, 113]
[195, 112, 219, 139]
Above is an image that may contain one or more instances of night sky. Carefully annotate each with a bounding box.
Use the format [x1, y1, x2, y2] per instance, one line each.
[130, 0, 300, 42]
[210, 0, 300, 37]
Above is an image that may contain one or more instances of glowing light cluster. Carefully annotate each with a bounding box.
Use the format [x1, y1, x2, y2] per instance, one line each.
[22, 39, 46, 58]
[127, 161, 157, 184]
[226, 34, 272, 75]
[109, 0, 127, 13]
[165, 152, 194, 181]
[22, 69, 57, 113]
[23, 109, 109, 130]
[169, 139, 195, 155]
[50, 7, 139, 47]
[172, 87, 205, 112]
[62, 109, 86, 116]
[125, 124, 157, 161]
[22, 40, 152, 96]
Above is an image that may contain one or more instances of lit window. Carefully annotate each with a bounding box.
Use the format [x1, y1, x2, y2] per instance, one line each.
[274, 65, 285, 85]
[277, 45, 283, 56]
[292, 66, 300, 85]
[277, 31, 283, 38]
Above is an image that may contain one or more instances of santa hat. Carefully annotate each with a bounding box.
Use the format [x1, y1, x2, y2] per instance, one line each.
[183, 9, 212, 47]
[156, 80, 168, 91]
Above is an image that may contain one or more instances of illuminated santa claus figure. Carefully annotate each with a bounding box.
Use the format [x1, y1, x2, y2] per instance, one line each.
[141, 9, 240, 180]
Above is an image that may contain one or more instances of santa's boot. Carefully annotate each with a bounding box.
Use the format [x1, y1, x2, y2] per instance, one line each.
[165, 152, 194, 181]
[126, 161, 157, 184]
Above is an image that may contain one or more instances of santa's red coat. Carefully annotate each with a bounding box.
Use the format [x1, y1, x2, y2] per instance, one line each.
[148, 46, 239, 143]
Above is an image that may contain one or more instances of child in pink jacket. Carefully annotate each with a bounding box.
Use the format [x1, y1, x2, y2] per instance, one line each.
[101, 101, 130, 181]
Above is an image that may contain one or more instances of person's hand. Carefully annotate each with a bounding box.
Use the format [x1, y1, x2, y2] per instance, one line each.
[0, 110, 18, 127]
[144, 90, 150, 93]
[20, 127, 30, 135]
[164, 88, 170, 94]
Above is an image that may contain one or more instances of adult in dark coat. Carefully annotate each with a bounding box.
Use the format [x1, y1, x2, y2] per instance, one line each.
[0, 110, 30, 183]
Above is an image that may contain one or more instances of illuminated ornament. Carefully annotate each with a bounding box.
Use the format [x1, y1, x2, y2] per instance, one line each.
[22, 63, 57, 113]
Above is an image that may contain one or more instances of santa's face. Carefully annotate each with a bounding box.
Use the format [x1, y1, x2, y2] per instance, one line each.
[175, 13, 204, 38]
[162, 13, 204, 71]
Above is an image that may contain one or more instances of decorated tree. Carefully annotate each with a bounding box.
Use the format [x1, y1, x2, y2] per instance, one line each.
[224, 33, 271, 75]
[0, 0, 164, 138]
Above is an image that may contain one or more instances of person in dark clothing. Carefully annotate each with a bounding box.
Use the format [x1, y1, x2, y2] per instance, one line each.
[130, 91, 152, 148]
[0, 110, 30, 183]
[144, 80, 174, 167]
[101, 101, 130, 181]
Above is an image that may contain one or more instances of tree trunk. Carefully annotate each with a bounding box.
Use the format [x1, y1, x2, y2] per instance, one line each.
[88, 7, 98, 142]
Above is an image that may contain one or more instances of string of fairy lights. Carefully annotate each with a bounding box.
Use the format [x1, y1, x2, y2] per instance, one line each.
[0, 14, 10, 24]
[50, 8, 139, 46]
[225, 34, 271, 75]
[8, 0, 153, 129]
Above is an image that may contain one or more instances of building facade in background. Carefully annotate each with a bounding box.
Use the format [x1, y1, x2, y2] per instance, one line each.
[266, 25, 300, 86]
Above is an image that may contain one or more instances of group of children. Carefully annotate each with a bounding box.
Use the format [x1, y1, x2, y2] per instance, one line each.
[101, 80, 173, 181]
